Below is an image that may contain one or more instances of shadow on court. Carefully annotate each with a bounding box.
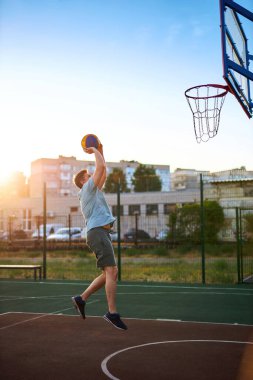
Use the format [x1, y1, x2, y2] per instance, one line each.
[0, 280, 253, 379]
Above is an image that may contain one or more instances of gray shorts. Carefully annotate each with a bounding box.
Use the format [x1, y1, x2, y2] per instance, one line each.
[87, 227, 116, 269]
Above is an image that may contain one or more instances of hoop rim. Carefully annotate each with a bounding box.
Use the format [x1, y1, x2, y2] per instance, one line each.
[184, 84, 230, 100]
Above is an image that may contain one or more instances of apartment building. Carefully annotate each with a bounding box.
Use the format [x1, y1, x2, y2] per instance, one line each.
[208, 167, 253, 181]
[171, 169, 208, 190]
[171, 167, 253, 191]
[29, 156, 171, 198]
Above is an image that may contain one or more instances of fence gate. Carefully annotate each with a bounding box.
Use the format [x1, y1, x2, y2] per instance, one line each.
[236, 208, 253, 283]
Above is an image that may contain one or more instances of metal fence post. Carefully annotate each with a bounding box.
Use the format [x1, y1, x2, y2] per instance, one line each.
[239, 208, 244, 282]
[200, 174, 206, 284]
[117, 179, 121, 282]
[68, 214, 72, 249]
[235, 207, 242, 283]
[43, 182, 47, 279]
[134, 212, 139, 246]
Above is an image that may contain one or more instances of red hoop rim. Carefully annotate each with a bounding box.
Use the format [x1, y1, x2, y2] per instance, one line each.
[185, 84, 230, 100]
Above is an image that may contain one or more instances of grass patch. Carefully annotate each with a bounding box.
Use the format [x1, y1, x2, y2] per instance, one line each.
[0, 247, 252, 284]
[205, 259, 237, 283]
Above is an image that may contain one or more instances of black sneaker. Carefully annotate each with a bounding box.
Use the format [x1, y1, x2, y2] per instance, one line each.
[103, 312, 128, 330]
[72, 296, 86, 319]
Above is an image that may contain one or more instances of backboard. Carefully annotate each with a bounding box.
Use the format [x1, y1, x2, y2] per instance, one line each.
[220, 0, 253, 118]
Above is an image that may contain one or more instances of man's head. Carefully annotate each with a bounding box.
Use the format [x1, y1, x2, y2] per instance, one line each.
[73, 169, 91, 189]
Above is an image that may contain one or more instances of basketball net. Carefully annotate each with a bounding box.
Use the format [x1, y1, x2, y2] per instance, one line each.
[185, 84, 230, 143]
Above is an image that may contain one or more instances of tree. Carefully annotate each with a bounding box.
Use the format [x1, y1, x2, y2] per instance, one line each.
[169, 204, 200, 243]
[204, 200, 225, 242]
[132, 164, 162, 192]
[168, 201, 225, 243]
[104, 168, 129, 193]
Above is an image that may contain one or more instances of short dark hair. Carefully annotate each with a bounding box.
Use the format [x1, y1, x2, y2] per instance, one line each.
[73, 169, 88, 189]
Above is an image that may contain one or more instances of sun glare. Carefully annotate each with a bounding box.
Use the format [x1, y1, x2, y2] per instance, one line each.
[0, 169, 14, 185]
[0, 156, 27, 185]
[0, 135, 32, 185]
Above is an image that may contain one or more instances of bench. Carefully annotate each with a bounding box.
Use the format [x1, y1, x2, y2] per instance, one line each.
[0, 265, 42, 280]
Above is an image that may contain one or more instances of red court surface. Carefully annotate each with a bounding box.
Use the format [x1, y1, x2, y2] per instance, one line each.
[1, 312, 253, 380]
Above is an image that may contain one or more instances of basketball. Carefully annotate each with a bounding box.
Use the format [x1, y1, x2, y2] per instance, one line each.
[81, 134, 101, 152]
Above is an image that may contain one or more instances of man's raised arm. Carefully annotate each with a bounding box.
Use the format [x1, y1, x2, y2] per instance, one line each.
[84, 146, 106, 189]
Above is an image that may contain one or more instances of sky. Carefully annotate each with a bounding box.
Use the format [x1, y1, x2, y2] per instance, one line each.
[0, 0, 253, 184]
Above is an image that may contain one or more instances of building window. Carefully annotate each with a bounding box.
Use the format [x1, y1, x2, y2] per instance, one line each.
[244, 185, 253, 197]
[60, 173, 71, 180]
[146, 204, 158, 216]
[47, 181, 58, 189]
[87, 164, 95, 174]
[112, 205, 123, 216]
[129, 205, 140, 215]
[164, 204, 176, 214]
[60, 189, 70, 196]
[60, 164, 71, 171]
[70, 207, 78, 213]
[43, 164, 57, 171]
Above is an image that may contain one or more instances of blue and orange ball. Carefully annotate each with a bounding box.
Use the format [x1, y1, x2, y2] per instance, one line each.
[81, 134, 101, 152]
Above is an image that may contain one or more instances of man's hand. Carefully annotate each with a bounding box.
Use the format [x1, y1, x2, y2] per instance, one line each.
[84, 144, 103, 155]
[83, 147, 96, 154]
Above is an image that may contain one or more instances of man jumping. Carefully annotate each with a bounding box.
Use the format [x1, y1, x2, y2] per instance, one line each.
[72, 143, 127, 331]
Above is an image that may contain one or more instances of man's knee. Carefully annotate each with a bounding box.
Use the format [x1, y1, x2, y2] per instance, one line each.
[104, 266, 118, 281]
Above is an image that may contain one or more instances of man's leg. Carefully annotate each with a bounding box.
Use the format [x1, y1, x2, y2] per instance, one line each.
[72, 272, 106, 318]
[81, 272, 106, 301]
[103, 266, 127, 330]
[104, 266, 118, 313]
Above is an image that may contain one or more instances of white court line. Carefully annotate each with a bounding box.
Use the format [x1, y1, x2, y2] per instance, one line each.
[155, 318, 253, 327]
[0, 307, 73, 330]
[117, 284, 253, 292]
[0, 295, 74, 301]
[0, 299, 100, 330]
[1, 280, 253, 291]
[115, 291, 253, 296]
[101, 339, 253, 380]
[1, 312, 252, 327]
[1, 291, 253, 301]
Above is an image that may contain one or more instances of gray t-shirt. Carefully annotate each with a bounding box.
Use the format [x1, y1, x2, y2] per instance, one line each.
[78, 177, 115, 232]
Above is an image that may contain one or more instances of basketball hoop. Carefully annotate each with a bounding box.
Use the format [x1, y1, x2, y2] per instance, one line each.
[185, 84, 230, 143]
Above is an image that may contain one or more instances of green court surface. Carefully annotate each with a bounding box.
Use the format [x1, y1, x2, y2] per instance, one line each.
[1, 280, 253, 325]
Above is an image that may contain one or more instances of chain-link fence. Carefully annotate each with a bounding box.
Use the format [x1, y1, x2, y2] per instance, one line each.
[0, 177, 252, 284]
[201, 175, 253, 284]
